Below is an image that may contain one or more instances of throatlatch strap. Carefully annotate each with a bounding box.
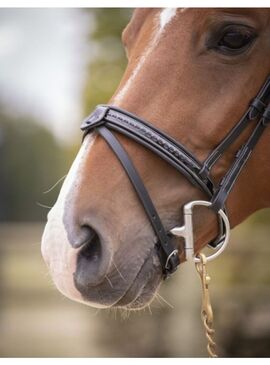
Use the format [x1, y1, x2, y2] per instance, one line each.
[98, 127, 180, 276]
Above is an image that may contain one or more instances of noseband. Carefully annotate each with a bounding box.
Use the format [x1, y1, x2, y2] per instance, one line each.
[81, 75, 270, 278]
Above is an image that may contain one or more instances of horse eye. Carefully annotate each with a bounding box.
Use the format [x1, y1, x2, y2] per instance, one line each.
[210, 25, 257, 55]
[220, 30, 254, 49]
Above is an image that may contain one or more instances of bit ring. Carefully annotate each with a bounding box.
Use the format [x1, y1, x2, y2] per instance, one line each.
[170, 200, 230, 263]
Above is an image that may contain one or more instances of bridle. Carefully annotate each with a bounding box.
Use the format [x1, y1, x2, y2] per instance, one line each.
[81, 74, 270, 279]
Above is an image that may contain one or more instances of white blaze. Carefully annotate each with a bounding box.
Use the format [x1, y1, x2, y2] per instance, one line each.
[41, 134, 96, 303]
[160, 8, 177, 30]
[113, 8, 177, 104]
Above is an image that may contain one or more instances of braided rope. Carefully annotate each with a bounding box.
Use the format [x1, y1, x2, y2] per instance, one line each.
[195, 253, 218, 358]
[202, 313, 217, 357]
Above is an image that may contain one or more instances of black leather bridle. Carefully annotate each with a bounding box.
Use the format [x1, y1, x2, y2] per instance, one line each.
[81, 75, 270, 278]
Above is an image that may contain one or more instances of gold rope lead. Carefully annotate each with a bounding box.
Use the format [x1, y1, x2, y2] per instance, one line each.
[195, 253, 218, 358]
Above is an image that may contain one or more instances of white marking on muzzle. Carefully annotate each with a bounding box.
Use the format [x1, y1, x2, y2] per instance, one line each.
[41, 134, 96, 304]
[113, 8, 177, 104]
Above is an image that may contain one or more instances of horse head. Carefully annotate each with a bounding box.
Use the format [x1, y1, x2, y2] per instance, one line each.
[42, 8, 270, 309]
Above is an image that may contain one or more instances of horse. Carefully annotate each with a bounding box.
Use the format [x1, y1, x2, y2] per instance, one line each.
[41, 8, 270, 310]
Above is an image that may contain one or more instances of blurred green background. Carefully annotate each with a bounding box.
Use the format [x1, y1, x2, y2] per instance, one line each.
[1, 8, 270, 358]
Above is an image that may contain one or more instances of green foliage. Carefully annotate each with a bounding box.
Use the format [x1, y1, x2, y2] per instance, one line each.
[0, 9, 132, 222]
[83, 8, 132, 113]
[0, 112, 75, 221]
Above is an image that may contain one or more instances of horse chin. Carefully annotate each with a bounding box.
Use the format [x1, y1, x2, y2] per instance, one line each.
[73, 245, 163, 310]
[113, 251, 163, 309]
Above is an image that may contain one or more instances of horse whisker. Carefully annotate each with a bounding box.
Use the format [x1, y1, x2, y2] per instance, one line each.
[112, 260, 126, 282]
[121, 307, 131, 320]
[92, 309, 101, 317]
[36, 202, 53, 209]
[156, 292, 174, 309]
[43, 175, 67, 194]
[105, 275, 114, 289]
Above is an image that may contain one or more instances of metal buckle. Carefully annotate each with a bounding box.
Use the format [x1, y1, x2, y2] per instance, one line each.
[262, 106, 270, 126]
[170, 200, 230, 263]
[165, 249, 179, 270]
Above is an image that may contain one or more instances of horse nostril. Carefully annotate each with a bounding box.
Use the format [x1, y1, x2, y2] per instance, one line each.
[70, 225, 96, 249]
[74, 227, 111, 288]
[78, 228, 101, 262]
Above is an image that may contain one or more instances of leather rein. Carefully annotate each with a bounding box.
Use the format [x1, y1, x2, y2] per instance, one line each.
[81, 75, 270, 278]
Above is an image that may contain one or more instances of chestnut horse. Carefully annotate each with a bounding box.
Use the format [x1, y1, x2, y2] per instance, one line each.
[42, 8, 270, 309]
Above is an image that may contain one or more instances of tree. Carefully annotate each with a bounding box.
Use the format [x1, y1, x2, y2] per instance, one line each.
[83, 9, 132, 113]
[0, 111, 75, 221]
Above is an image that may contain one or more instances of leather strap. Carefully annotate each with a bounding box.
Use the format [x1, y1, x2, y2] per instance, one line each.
[81, 74, 270, 275]
[82, 105, 215, 198]
[200, 76, 270, 211]
[211, 117, 267, 211]
[200, 76, 270, 184]
[98, 126, 180, 277]
[199, 111, 251, 180]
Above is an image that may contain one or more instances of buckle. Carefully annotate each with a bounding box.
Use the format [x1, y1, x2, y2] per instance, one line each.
[81, 105, 108, 131]
[199, 164, 211, 181]
[250, 98, 266, 113]
[262, 106, 270, 126]
[165, 249, 179, 271]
